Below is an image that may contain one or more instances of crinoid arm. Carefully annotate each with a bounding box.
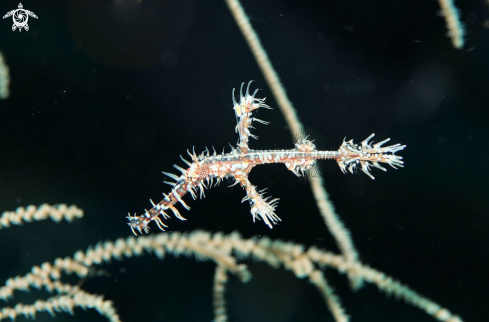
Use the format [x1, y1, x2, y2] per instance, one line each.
[336, 133, 406, 179]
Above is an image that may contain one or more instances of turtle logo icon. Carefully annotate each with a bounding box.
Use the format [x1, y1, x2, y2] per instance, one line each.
[3, 3, 38, 32]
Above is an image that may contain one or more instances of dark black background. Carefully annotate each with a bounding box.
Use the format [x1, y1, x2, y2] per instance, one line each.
[0, 0, 487, 321]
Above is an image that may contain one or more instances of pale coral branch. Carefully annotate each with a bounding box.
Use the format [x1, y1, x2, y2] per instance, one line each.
[3, 230, 463, 322]
[224, 0, 362, 290]
[437, 0, 465, 49]
[0, 204, 83, 230]
[213, 265, 229, 322]
[0, 51, 10, 99]
[0, 291, 120, 322]
[308, 270, 349, 322]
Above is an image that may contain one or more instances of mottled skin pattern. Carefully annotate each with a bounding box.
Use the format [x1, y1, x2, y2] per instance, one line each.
[127, 82, 405, 235]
